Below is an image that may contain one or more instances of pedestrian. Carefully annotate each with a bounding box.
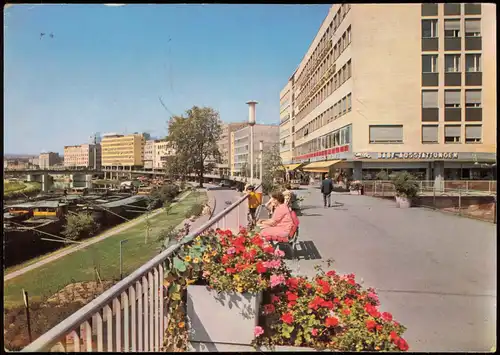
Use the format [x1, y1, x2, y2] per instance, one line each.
[321, 174, 334, 208]
[245, 185, 260, 225]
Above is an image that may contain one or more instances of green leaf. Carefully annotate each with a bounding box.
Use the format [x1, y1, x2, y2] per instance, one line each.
[173, 256, 187, 272]
[171, 292, 181, 301]
[168, 283, 180, 295]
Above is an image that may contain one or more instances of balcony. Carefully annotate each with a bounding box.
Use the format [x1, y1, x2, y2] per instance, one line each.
[465, 72, 482, 86]
[422, 73, 439, 87]
[465, 107, 482, 122]
[444, 72, 461, 86]
[465, 36, 482, 51]
[444, 107, 462, 122]
[444, 37, 461, 51]
[422, 38, 439, 51]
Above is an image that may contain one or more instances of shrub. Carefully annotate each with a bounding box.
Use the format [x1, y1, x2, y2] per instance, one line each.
[375, 171, 389, 181]
[349, 180, 363, 191]
[185, 203, 203, 219]
[391, 172, 419, 199]
[61, 212, 99, 241]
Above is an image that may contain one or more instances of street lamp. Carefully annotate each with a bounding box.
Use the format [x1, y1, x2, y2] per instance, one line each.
[119, 239, 129, 280]
[259, 140, 263, 182]
[246, 101, 258, 184]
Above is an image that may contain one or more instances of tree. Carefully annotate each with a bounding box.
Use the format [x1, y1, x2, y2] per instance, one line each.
[261, 143, 286, 194]
[165, 106, 223, 187]
[61, 213, 99, 241]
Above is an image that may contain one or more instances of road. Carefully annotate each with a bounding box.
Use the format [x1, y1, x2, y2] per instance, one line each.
[292, 187, 496, 352]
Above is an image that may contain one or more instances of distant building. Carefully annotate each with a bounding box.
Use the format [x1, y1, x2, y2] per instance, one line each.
[64, 144, 102, 169]
[215, 122, 248, 176]
[39, 152, 61, 170]
[230, 124, 280, 176]
[28, 157, 40, 169]
[101, 133, 145, 169]
[5, 159, 29, 170]
[144, 140, 156, 170]
[154, 140, 175, 169]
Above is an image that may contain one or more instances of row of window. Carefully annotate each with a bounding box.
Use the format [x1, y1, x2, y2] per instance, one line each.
[422, 18, 481, 39]
[296, 60, 352, 123]
[296, 26, 352, 112]
[296, 93, 352, 140]
[422, 124, 482, 144]
[422, 3, 482, 17]
[296, 4, 351, 89]
[422, 89, 482, 108]
[295, 125, 351, 157]
[422, 53, 481, 73]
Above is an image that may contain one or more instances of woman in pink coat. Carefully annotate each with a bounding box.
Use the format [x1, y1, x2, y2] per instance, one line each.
[258, 192, 294, 241]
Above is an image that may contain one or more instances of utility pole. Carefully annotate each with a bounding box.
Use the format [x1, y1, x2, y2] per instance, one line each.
[22, 289, 32, 343]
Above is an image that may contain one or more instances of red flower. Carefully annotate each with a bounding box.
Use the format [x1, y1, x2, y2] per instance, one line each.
[311, 328, 318, 336]
[326, 270, 336, 277]
[342, 308, 351, 316]
[390, 331, 400, 342]
[344, 298, 354, 307]
[364, 304, 381, 318]
[256, 261, 267, 274]
[382, 312, 393, 322]
[251, 235, 263, 247]
[304, 282, 312, 289]
[226, 268, 236, 274]
[221, 255, 230, 264]
[271, 295, 280, 304]
[316, 279, 331, 294]
[281, 312, 294, 324]
[287, 301, 296, 308]
[325, 316, 339, 327]
[321, 300, 334, 310]
[263, 246, 274, 254]
[347, 279, 356, 286]
[286, 278, 299, 290]
[396, 337, 409, 351]
[365, 319, 377, 331]
[263, 304, 275, 314]
[376, 325, 383, 332]
[308, 296, 325, 311]
[286, 291, 298, 302]
[333, 298, 341, 304]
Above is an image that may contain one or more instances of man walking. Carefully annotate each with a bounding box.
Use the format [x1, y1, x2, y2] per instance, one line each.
[321, 174, 334, 208]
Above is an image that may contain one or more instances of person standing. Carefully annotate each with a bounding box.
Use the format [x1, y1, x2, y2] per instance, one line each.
[321, 174, 334, 208]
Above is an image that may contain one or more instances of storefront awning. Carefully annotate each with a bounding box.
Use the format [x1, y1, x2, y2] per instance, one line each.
[284, 163, 304, 171]
[303, 160, 342, 173]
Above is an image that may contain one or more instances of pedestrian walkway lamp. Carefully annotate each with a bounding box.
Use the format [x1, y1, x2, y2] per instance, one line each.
[246, 101, 258, 184]
[259, 140, 263, 182]
[119, 239, 129, 280]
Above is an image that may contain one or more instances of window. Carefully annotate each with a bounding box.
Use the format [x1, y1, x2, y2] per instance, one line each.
[342, 32, 347, 50]
[347, 60, 352, 78]
[445, 90, 461, 108]
[342, 97, 347, 114]
[369, 125, 403, 144]
[445, 54, 461, 72]
[345, 125, 351, 144]
[465, 125, 482, 143]
[444, 20, 461, 37]
[465, 90, 481, 107]
[422, 55, 438, 73]
[334, 73, 338, 89]
[347, 93, 352, 111]
[422, 90, 438, 108]
[347, 26, 351, 44]
[466, 54, 482, 72]
[422, 19, 438, 38]
[465, 19, 481, 37]
[444, 125, 461, 143]
[422, 125, 439, 143]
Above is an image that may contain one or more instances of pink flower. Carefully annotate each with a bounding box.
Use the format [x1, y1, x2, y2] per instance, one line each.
[263, 260, 282, 269]
[226, 247, 236, 255]
[367, 292, 379, 302]
[311, 328, 318, 336]
[274, 248, 285, 257]
[270, 274, 286, 288]
[254, 326, 264, 337]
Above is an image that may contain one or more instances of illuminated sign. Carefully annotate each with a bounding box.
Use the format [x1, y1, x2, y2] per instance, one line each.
[378, 152, 459, 159]
[354, 152, 372, 159]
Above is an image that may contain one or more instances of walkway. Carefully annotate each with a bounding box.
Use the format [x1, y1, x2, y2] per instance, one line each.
[292, 187, 496, 352]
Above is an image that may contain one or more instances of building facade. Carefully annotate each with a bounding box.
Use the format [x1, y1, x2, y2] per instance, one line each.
[231, 124, 280, 176]
[101, 133, 145, 169]
[216, 122, 248, 176]
[154, 140, 175, 169]
[280, 82, 294, 165]
[144, 140, 156, 170]
[63, 144, 101, 169]
[39, 152, 61, 170]
[280, 3, 496, 183]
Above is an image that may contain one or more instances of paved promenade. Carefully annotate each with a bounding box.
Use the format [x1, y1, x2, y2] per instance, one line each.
[290, 187, 496, 352]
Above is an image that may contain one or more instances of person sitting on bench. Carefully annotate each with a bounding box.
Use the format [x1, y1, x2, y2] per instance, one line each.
[257, 191, 294, 241]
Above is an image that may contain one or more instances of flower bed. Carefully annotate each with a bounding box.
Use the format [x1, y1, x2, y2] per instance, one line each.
[160, 228, 409, 352]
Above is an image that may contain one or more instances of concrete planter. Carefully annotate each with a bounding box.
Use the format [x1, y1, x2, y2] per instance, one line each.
[350, 189, 361, 195]
[395, 196, 412, 208]
[187, 285, 262, 345]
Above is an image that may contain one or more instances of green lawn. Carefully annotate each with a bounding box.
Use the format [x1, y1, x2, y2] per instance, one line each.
[4, 191, 207, 308]
[4, 180, 41, 198]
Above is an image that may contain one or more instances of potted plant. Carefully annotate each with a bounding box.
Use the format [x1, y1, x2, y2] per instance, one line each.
[186, 227, 290, 345]
[391, 172, 419, 208]
[253, 265, 409, 352]
[349, 180, 362, 195]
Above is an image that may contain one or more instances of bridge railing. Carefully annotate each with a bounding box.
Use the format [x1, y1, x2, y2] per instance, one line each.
[22, 185, 259, 352]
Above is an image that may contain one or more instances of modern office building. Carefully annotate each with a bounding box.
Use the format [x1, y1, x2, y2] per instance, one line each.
[154, 140, 176, 169]
[39, 152, 61, 170]
[230, 124, 280, 176]
[280, 3, 496, 183]
[101, 133, 145, 169]
[279, 82, 294, 165]
[216, 122, 248, 176]
[63, 144, 101, 169]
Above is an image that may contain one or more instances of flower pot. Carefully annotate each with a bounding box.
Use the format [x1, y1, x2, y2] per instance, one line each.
[187, 285, 262, 345]
[396, 196, 412, 208]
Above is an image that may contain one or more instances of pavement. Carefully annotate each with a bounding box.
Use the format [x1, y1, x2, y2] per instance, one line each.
[289, 187, 496, 352]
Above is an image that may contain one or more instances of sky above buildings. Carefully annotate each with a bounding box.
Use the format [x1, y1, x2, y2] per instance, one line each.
[4, 4, 330, 155]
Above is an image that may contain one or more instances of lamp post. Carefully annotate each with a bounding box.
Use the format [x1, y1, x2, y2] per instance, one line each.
[259, 140, 263, 182]
[246, 101, 258, 184]
[119, 239, 129, 280]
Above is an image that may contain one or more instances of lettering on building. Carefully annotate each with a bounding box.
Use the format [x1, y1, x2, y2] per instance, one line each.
[377, 152, 459, 160]
[354, 152, 372, 159]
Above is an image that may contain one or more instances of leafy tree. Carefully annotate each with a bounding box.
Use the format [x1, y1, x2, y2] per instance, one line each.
[61, 213, 99, 241]
[165, 106, 223, 187]
[261, 143, 286, 194]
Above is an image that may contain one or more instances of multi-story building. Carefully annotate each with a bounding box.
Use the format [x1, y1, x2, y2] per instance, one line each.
[144, 140, 156, 170]
[280, 3, 496, 183]
[216, 122, 248, 176]
[154, 140, 175, 169]
[63, 144, 101, 169]
[231, 124, 280, 176]
[101, 133, 145, 169]
[39, 152, 61, 170]
[280, 81, 294, 165]
[28, 157, 39, 169]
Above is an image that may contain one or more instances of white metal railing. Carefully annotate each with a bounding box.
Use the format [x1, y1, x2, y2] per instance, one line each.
[22, 185, 259, 352]
[361, 180, 497, 195]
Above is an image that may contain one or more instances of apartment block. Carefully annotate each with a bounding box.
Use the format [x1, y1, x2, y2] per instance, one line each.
[101, 133, 145, 169]
[154, 140, 175, 169]
[280, 82, 294, 165]
[216, 122, 248, 176]
[280, 3, 496, 182]
[39, 152, 61, 170]
[231, 124, 279, 176]
[63, 144, 101, 169]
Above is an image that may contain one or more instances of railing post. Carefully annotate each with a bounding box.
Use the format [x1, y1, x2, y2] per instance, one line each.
[433, 184, 436, 209]
[381, 182, 384, 197]
[458, 188, 462, 215]
[237, 204, 240, 229]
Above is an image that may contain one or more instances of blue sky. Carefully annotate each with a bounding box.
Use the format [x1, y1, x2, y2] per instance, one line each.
[4, 4, 331, 155]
